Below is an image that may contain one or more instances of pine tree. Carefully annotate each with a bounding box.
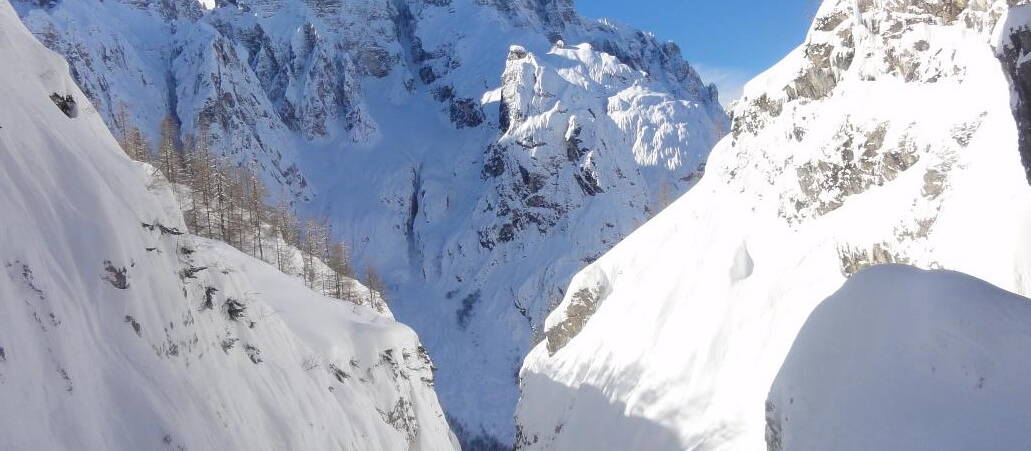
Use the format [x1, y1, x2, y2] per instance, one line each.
[158, 115, 180, 185]
[113, 102, 131, 149]
[279, 206, 300, 275]
[327, 241, 353, 300]
[213, 157, 229, 243]
[194, 126, 217, 238]
[301, 219, 321, 290]
[318, 223, 332, 296]
[364, 265, 388, 310]
[245, 164, 267, 261]
[180, 134, 200, 232]
[225, 164, 245, 249]
[269, 197, 293, 273]
[119, 122, 151, 163]
[228, 163, 266, 258]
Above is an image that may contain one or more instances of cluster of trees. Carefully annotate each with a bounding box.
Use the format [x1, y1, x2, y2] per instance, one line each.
[116, 111, 387, 307]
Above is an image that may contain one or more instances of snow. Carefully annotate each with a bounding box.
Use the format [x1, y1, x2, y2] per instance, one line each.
[768, 265, 1031, 451]
[0, 1, 457, 449]
[517, 1, 1031, 450]
[11, 0, 730, 443]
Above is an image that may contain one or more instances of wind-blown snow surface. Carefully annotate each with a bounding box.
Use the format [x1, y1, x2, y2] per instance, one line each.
[518, 1, 1031, 449]
[0, 2, 458, 449]
[767, 265, 1031, 451]
[13, 0, 728, 443]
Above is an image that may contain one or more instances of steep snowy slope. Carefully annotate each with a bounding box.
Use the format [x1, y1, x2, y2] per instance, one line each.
[767, 265, 1031, 451]
[14, 0, 728, 443]
[517, 1, 1031, 449]
[0, 2, 458, 449]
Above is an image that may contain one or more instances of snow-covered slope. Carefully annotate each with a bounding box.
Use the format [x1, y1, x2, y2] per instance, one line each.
[14, 0, 728, 443]
[767, 265, 1031, 451]
[517, 1, 1031, 449]
[0, 1, 458, 448]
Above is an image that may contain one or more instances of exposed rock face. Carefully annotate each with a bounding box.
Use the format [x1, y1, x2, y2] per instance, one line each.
[998, 4, 1031, 183]
[14, 0, 728, 446]
[722, 0, 1018, 246]
[478, 42, 720, 251]
[544, 285, 604, 355]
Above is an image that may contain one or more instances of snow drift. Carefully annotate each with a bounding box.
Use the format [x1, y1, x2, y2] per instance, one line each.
[0, 1, 457, 449]
[767, 265, 1031, 451]
[517, 1, 1031, 449]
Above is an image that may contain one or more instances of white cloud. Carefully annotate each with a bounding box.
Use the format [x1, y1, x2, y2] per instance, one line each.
[693, 63, 752, 110]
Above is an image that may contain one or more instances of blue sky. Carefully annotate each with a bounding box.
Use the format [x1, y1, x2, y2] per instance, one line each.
[576, 0, 823, 106]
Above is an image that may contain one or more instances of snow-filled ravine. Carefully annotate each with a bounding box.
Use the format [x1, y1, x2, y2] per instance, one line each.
[517, 1, 1031, 450]
[11, 0, 729, 444]
[0, 1, 458, 449]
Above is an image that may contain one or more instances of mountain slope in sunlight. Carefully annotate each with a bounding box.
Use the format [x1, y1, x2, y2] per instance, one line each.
[517, 1, 1031, 449]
